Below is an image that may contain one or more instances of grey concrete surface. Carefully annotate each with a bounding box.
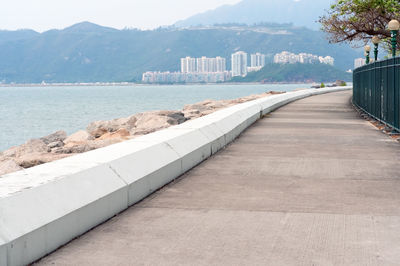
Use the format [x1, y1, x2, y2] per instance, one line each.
[36, 91, 400, 266]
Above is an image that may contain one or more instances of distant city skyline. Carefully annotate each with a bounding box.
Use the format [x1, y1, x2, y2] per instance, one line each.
[143, 50, 336, 83]
[0, 0, 240, 32]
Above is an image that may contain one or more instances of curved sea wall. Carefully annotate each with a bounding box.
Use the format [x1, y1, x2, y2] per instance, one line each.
[0, 91, 280, 176]
[0, 86, 351, 266]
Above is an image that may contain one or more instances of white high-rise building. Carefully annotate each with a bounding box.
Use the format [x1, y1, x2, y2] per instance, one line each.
[274, 51, 298, 64]
[181, 58, 187, 73]
[232, 51, 248, 77]
[250, 53, 266, 68]
[298, 53, 318, 64]
[181, 57, 196, 73]
[274, 51, 334, 65]
[182, 56, 227, 73]
[197, 56, 209, 73]
[208, 58, 217, 73]
[195, 56, 226, 73]
[319, 56, 334, 66]
[354, 58, 366, 69]
[216, 56, 226, 72]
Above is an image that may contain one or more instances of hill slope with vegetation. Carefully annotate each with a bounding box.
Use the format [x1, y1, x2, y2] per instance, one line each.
[0, 22, 360, 83]
[232, 63, 352, 83]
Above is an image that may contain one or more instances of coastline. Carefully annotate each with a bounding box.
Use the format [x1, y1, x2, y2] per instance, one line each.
[0, 81, 316, 88]
[0, 90, 284, 176]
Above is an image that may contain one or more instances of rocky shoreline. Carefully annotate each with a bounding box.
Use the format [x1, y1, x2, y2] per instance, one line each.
[0, 91, 284, 176]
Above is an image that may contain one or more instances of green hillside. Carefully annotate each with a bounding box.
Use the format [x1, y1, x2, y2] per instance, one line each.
[232, 63, 352, 83]
[0, 22, 361, 83]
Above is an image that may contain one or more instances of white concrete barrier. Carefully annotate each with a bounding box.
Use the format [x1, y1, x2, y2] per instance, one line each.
[0, 162, 128, 266]
[0, 238, 6, 266]
[0, 86, 351, 266]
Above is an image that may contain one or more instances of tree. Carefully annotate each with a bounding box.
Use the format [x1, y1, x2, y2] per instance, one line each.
[319, 0, 400, 46]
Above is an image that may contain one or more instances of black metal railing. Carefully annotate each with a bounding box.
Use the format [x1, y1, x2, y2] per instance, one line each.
[353, 57, 400, 131]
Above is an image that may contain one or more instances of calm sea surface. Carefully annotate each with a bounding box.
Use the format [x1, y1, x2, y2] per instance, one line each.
[0, 83, 311, 151]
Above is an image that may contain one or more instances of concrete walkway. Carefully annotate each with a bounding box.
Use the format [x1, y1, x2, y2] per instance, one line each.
[37, 91, 400, 265]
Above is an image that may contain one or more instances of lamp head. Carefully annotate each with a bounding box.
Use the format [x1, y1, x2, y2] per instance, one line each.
[364, 45, 371, 52]
[388, 20, 400, 31]
[372, 36, 381, 45]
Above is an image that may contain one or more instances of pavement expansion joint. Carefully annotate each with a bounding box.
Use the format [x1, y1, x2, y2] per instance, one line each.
[135, 206, 400, 218]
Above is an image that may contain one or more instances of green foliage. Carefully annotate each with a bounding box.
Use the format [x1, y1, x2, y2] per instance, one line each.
[232, 63, 351, 83]
[320, 82, 326, 88]
[320, 0, 400, 47]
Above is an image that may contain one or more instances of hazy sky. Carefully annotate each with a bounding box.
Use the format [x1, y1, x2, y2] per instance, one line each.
[0, 0, 241, 32]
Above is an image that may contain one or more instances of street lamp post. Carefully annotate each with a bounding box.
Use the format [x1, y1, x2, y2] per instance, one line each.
[372, 36, 380, 62]
[364, 45, 371, 64]
[388, 19, 400, 58]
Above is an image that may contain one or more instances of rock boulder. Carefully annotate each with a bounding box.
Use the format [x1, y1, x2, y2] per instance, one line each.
[86, 116, 137, 138]
[64, 130, 93, 145]
[61, 138, 125, 154]
[98, 128, 130, 141]
[16, 153, 71, 169]
[130, 111, 187, 136]
[183, 100, 234, 119]
[40, 130, 67, 145]
[2, 139, 50, 158]
[0, 159, 23, 176]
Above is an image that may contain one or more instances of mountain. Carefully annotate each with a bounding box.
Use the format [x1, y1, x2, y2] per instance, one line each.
[175, 0, 333, 30]
[0, 29, 39, 45]
[0, 22, 360, 84]
[232, 63, 352, 83]
[62, 21, 119, 34]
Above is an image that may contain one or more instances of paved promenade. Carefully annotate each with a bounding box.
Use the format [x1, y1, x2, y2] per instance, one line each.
[37, 91, 400, 265]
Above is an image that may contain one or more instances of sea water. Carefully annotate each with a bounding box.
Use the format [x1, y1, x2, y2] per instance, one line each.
[0, 83, 311, 151]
